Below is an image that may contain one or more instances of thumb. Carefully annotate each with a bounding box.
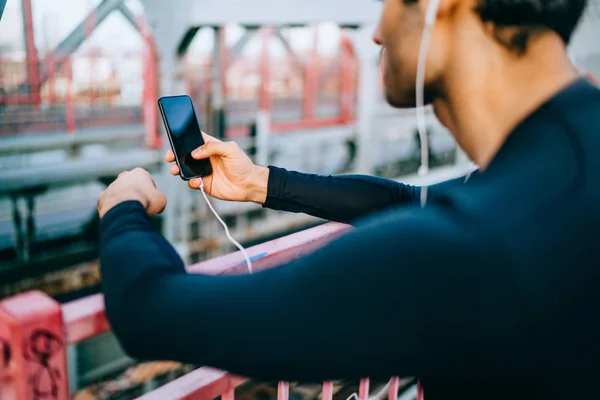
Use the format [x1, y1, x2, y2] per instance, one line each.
[192, 141, 237, 159]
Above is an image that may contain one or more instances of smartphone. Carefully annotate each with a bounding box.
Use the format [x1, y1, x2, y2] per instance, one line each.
[158, 95, 213, 180]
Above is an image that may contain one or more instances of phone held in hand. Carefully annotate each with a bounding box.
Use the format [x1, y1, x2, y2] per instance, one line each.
[158, 95, 213, 180]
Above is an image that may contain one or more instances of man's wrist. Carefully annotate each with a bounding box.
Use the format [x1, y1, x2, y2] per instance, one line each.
[99, 191, 148, 218]
[246, 166, 270, 204]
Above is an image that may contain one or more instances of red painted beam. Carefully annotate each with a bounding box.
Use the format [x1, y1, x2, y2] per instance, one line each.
[57, 222, 349, 344]
[140, 16, 161, 149]
[65, 58, 76, 135]
[303, 26, 319, 119]
[260, 27, 272, 112]
[221, 27, 229, 100]
[1, 220, 351, 399]
[21, 0, 41, 105]
[85, 2, 96, 108]
[62, 294, 110, 344]
[188, 222, 349, 276]
[339, 32, 356, 124]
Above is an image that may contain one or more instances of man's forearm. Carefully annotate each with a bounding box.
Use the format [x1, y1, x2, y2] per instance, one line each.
[260, 166, 420, 224]
[99, 196, 530, 383]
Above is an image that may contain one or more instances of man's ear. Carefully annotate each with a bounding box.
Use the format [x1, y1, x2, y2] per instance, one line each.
[420, 0, 460, 20]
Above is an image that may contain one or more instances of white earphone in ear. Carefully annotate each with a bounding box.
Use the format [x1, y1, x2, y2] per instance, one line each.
[416, 0, 442, 207]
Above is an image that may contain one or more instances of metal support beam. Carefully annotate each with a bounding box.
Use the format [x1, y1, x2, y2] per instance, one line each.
[339, 30, 356, 123]
[117, 3, 141, 32]
[21, 0, 40, 103]
[227, 29, 255, 67]
[177, 27, 200, 57]
[273, 28, 304, 72]
[321, 33, 356, 83]
[303, 25, 319, 119]
[260, 27, 272, 112]
[209, 27, 226, 138]
[141, 0, 193, 63]
[153, 0, 382, 26]
[13, 0, 125, 97]
[255, 111, 270, 167]
[351, 25, 380, 174]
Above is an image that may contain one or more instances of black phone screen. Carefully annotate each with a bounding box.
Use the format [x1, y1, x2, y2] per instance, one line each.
[159, 95, 213, 179]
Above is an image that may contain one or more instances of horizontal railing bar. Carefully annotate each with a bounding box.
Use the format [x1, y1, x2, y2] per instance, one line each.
[61, 222, 350, 344]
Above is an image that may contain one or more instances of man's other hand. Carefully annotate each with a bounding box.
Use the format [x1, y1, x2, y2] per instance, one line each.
[98, 168, 167, 218]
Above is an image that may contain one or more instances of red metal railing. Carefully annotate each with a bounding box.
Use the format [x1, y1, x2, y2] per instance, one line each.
[4, 222, 429, 400]
[0, 221, 425, 399]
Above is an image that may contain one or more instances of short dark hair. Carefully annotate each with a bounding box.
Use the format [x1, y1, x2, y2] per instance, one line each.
[476, 0, 589, 53]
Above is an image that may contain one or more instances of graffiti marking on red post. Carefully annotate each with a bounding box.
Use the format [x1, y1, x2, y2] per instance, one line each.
[23, 329, 64, 399]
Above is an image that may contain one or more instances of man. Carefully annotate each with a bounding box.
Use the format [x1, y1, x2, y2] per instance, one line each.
[99, 0, 599, 398]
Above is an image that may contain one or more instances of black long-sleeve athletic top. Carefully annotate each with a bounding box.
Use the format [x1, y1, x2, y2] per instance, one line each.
[100, 78, 600, 399]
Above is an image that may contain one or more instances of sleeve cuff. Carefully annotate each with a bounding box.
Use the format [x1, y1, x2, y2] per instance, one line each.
[100, 200, 152, 241]
[263, 165, 286, 208]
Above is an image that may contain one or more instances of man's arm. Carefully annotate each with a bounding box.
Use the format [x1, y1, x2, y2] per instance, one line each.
[262, 166, 475, 224]
[100, 198, 537, 382]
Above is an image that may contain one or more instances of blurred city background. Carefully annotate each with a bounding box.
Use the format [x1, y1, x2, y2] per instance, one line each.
[0, 0, 599, 398]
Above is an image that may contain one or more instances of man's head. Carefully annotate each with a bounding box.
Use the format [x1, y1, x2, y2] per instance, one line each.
[374, 0, 589, 108]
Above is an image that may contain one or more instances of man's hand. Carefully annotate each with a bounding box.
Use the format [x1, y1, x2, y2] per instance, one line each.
[165, 132, 269, 204]
[98, 168, 167, 218]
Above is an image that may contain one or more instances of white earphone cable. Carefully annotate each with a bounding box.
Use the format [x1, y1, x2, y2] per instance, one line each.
[341, 3, 444, 398]
[415, 0, 442, 207]
[199, 179, 253, 274]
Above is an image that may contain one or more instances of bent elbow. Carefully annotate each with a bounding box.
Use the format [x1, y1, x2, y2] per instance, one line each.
[105, 300, 154, 361]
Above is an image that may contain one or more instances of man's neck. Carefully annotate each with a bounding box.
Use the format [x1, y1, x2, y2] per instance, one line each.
[433, 35, 580, 169]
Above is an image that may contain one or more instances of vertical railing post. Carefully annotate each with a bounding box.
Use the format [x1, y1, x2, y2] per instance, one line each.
[358, 378, 370, 400]
[0, 291, 69, 400]
[388, 377, 400, 400]
[322, 381, 334, 400]
[417, 381, 425, 400]
[277, 381, 289, 400]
